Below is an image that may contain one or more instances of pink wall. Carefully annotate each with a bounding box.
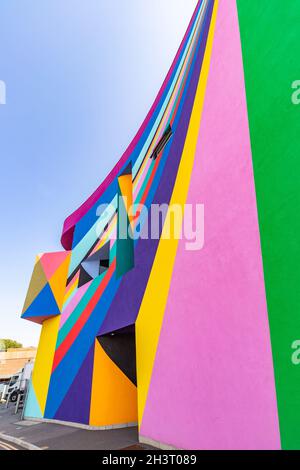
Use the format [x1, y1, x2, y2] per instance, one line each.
[140, 0, 280, 450]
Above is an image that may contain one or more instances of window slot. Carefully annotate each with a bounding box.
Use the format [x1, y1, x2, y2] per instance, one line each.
[150, 124, 173, 160]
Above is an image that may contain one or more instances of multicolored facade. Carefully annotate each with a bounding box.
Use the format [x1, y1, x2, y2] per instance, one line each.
[21, 0, 300, 450]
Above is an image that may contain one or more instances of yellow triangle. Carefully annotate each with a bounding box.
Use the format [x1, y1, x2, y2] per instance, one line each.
[48, 253, 71, 311]
[118, 174, 133, 221]
[22, 257, 48, 314]
[89, 340, 137, 427]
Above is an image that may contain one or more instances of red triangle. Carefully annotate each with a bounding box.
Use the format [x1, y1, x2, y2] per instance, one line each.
[40, 251, 70, 280]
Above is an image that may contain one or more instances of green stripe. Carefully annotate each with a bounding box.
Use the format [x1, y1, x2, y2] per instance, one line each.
[116, 185, 134, 278]
[237, 0, 300, 449]
[57, 275, 103, 347]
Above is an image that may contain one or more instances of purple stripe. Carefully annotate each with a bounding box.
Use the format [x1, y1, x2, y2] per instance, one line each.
[52, 344, 94, 424]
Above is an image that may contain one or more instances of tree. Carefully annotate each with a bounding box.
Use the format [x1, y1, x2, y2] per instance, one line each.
[0, 339, 23, 351]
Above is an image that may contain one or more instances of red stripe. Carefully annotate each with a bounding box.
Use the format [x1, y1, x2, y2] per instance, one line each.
[52, 259, 116, 371]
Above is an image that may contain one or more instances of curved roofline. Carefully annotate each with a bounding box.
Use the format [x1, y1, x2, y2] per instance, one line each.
[60, 0, 201, 250]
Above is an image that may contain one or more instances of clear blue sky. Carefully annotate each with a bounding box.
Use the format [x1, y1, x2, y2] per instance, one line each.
[0, 0, 197, 346]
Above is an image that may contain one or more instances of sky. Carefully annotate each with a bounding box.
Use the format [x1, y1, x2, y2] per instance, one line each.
[0, 0, 197, 347]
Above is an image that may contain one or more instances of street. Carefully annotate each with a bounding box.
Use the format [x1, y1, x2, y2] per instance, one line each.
[0, 439, 22, 451]
[0, 403, 156, 450]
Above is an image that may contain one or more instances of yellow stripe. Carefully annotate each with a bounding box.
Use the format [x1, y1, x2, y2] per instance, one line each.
[32, 315, 60, 414]
[0, 440, 17, 450]
[63, 277, 78, 305]
[135, 0, 219, 425]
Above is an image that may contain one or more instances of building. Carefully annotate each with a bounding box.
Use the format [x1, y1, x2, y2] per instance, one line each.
[20, 0, 300, 450]
[0, 347, 36, 383]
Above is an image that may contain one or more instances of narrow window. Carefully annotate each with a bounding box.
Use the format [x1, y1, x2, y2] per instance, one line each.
[150, 124, 173, 160]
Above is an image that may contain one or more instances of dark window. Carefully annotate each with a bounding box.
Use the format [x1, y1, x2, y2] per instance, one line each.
[150, 124, 173, 160]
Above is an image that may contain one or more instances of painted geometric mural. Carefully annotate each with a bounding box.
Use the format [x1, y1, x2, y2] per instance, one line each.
[22, 0, 300, 449]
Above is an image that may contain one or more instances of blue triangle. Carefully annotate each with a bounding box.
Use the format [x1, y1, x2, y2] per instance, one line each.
[22, 283, 60, 319]
[24, 382, 43, 419]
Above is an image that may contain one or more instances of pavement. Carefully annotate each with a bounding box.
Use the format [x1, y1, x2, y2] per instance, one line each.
[0, 403, 155, 451]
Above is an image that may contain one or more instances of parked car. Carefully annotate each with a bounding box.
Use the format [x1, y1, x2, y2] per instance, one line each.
[6, 372, 22, 402]
[0, 383, 6, 396]
[4, 362, 34, 402]
[0, 383, 8, 401]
